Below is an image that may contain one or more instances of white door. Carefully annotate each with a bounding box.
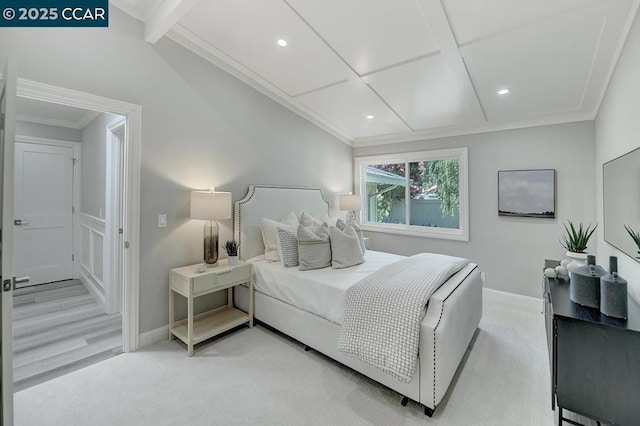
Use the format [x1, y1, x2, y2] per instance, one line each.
[14, 142, 73, 287]
[1, 58, 18, 426]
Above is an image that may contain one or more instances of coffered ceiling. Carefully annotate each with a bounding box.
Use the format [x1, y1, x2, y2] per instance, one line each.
[110, 0, 639, 146]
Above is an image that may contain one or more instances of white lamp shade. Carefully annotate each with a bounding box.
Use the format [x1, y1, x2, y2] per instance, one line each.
[190, 190, 232, 220]
[340, 194, 361, 211]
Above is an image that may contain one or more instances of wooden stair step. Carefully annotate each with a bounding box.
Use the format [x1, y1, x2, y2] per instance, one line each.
[13, 314, 121, 354]
[13, 304, 105, 337]
[13, 294, 97, 320]
[13, 334, 122, 382]
[13, 284, 88, 306]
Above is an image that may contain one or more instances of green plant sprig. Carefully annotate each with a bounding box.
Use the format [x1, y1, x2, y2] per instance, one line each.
[624, 224, 640, 257]
[223, 240, 239, 256]
[560, 221, 597, 253]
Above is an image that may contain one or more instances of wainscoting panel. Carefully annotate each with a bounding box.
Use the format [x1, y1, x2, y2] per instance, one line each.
[79, 213, 106, 308]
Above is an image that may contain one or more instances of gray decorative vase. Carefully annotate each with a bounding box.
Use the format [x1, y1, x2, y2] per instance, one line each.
[600, 256, 628, 319]
[570, 255, 606, 308]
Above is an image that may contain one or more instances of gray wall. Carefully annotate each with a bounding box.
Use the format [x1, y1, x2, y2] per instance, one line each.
[595, 10, 640, 304]
[15, 120, 81, 142]
[0, 8, 352, 334]
[354, 121, 596, 298]
[80, 113, 121, 219]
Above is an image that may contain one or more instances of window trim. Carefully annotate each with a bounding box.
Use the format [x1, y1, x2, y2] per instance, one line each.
[354, 147, 469, 241]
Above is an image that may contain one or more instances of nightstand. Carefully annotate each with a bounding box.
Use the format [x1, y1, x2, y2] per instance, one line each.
[169, 259, 253, 356]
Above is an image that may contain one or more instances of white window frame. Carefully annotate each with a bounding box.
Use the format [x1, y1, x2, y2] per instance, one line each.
[354, 147, 469, 241]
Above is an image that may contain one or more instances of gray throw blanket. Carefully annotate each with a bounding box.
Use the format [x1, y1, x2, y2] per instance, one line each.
[338, 253, 469, 382]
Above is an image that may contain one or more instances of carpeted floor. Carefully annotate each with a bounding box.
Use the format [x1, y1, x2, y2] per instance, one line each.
[14, 290, 588, 425]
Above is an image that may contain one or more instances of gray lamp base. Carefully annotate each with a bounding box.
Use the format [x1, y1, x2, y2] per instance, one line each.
[203, 220, 219, 265]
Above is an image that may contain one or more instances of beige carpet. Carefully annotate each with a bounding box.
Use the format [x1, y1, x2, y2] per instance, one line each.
[15, 290, 563, 425]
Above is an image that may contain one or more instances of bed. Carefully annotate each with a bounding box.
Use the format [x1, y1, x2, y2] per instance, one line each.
[233, 185, 482, 416]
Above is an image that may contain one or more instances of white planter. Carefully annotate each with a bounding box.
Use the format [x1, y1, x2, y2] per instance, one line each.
[228, 255, 239, 266]
[565, 251, 588, 272]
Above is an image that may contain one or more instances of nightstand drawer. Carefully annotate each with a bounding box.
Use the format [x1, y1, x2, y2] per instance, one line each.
[192, 263, 251, 294]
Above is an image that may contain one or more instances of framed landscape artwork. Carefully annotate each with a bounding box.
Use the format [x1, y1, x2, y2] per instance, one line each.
[498, 169, 556, 218]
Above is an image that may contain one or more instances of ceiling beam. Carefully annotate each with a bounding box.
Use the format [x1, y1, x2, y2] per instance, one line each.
[417, 0, 486, 122]
[144, 0, 202, 44]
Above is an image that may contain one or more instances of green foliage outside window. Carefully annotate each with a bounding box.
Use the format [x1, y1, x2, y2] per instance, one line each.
[370, 159, 459, 223]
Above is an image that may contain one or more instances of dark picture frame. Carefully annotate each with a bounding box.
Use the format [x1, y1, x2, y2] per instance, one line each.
[498, 169, 556, 218]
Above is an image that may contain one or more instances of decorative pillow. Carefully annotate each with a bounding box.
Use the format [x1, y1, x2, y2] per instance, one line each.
[329, 224, 365, 269]
[345, 217, 366, 256]
[297, 222, 331, 271]
[320, 213, 340, 227]
[300, 212, 323, 227]
[260, 211, 299, 262]
[276, 227, 299, 268]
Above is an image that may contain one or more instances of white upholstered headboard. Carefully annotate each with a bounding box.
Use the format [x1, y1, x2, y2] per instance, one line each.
[234, 185, 329, 261]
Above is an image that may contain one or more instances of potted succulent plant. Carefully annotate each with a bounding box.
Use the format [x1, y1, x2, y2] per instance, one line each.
[224, 240, 239, 266]
[560, 221, 597, 271]
[624, 224, 640, 259]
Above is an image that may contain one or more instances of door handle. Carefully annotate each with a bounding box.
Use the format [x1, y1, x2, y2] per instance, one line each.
[14, 219, 29, 226]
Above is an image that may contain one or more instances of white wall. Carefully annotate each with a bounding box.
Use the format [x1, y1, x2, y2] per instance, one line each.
[80, 112, 121, 219]
[0, 8, 352, 333]
[15, 120, 81, 142]
[354, 121, 596, 298]
[595, 11, 640, 304]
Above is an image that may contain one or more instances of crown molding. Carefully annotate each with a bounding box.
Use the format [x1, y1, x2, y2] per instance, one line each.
[351, 110, 595, 147]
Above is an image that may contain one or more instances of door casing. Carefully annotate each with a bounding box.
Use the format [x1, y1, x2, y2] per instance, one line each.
[16, 78, 141, 353]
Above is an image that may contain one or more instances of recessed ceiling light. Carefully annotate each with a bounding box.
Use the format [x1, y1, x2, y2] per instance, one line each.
[277, 39, 288, 47]
[366, 114, 374, 120]
[497, 88, 510, 95]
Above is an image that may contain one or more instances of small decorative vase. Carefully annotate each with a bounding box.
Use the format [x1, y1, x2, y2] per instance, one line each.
[228, 255, 239, 266]
[570, 255, 606, 308]
[600, 256, 628, 319]
[565, 251, 588, 272]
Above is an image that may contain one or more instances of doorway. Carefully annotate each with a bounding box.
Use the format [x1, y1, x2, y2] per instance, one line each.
[14, 78, 141, 355]
[12, 100, 126, 389]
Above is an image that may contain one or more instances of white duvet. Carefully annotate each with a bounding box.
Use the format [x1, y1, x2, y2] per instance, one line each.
[250, 250, 405, 325]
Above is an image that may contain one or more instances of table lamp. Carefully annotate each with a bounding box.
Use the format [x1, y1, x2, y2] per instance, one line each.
[190, 187, 232, 265]
[340, 194, 361, 222]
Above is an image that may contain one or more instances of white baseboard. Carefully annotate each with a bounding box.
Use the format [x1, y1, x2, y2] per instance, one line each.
[483, 287, 541, 302]
[80, 271, 105, 311]
[139, 326, 169, 348]
[483, 287, 542, 310]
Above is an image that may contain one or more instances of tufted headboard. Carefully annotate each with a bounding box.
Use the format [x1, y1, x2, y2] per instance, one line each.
[234, 185, 329, 261]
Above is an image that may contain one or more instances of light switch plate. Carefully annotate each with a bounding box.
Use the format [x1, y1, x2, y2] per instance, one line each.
[158, 214, 167, 228]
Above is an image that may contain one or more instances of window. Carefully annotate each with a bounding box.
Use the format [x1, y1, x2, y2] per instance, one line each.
[354, 147, 469, 241]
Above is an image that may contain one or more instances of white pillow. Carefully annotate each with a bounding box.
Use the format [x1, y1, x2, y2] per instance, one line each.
[321, 213, 340, 227]
[300, 212, 322, 227]
[260, 211, 299, 262]
[329, 224, 365, 269]
[297, 222, 331, 271]
[345, 217, 366, 256]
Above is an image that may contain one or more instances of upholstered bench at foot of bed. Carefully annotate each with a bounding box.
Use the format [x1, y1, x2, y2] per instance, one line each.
[420, 265, 483, 413]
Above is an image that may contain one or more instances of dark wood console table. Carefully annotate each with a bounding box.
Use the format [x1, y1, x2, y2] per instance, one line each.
[543, 260, 640, 425]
